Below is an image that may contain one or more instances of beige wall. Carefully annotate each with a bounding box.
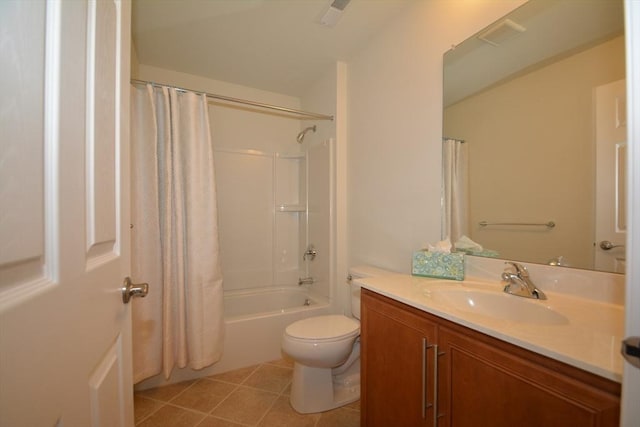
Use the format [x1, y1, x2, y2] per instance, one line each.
[346, 0, 526, 273]
[131, 42, 139, 78]
[301, 64, 343, 307]
[444, 36, 625, 269]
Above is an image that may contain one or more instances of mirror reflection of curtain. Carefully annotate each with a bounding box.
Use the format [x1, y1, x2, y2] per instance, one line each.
[442, 138, 468, 244]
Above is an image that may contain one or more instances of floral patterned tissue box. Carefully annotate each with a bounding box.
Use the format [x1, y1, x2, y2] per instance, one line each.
[412, 251, 465, 281]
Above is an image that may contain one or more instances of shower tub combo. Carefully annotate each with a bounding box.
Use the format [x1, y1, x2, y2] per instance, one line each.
[208, 286, 330, 375]
[209, 138, 334, 376]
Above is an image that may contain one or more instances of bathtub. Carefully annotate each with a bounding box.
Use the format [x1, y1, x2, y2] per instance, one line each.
[135, 286, 331, 389]
[224, 286, 325, 320]
[208, 286, 331, 375]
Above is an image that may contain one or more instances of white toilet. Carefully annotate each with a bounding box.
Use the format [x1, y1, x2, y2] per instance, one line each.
[282, 265, 391, 414]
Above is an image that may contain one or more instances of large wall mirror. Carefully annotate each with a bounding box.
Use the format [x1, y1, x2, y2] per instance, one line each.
[443, 0, 625, 273]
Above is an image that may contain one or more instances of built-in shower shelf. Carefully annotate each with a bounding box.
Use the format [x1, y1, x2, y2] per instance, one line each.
[277, 204, 306, 212]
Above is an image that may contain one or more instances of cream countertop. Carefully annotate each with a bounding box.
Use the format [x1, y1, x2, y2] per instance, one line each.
[356, 273, 625, 382]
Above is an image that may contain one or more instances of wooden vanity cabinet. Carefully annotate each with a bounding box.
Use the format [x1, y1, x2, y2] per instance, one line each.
[361, 289, 621, 427]
[438, 325, 620, 427]
[361, 289, 438, 427]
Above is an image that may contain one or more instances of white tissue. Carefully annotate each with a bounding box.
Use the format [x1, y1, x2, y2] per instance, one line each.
[426, 237, 452, 253]
[454, 235, 483, 251]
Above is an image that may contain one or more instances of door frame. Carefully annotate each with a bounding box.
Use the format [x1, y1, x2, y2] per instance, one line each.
[621, 0, 640, 424]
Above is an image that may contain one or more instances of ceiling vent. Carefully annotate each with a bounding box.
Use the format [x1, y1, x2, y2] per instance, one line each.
[478, 19, 526, 47]
[318, 0, 352, 28]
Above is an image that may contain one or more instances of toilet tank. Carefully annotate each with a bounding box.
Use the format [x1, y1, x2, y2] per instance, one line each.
[348, 265, 392, 319]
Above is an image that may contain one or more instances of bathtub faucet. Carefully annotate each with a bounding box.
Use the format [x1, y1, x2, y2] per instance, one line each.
[298, 277, 314, 286]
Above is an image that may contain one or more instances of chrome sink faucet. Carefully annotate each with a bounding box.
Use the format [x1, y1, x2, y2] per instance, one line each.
[501, 262, 546, 300]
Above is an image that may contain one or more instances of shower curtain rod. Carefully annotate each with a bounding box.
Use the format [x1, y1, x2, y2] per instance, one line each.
[131, 79, 334, 121]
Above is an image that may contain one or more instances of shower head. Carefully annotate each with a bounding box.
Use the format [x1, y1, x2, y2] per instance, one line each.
[296, 125, 316, 143]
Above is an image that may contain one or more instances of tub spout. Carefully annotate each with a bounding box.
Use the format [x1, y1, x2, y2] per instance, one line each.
[303, 245, 317, 261]
[298, 277, 314, 286]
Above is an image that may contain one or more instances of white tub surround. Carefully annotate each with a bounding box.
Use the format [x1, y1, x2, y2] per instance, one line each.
[356, 272, 624, 382]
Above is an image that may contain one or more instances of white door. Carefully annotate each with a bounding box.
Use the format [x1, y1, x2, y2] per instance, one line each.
[594, 79, 627, 273]
[621, 1, 640, 423]
[0, 1, 134, 426]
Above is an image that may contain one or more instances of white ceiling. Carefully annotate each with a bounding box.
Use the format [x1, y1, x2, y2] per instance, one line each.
[132, 0, 416, 97]
[444, 0, 624, 106]
[132, 0, 624, 102]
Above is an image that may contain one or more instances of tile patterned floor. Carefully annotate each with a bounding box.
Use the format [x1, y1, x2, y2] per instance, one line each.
[134, 358, 360, 427]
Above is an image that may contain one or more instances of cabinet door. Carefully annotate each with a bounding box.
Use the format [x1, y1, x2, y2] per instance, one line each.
[438, 326, 620, 427]
[361, 290, 438, 427]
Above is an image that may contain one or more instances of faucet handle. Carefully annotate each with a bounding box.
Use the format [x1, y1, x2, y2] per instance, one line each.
[504, 261, 529, 277]
[501, 271, 515, 282]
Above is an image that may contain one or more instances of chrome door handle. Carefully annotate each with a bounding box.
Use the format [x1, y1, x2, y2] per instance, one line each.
[622, 337, 640, 369]
[122, 277, 149, 304]
[599, 240, 625, 250]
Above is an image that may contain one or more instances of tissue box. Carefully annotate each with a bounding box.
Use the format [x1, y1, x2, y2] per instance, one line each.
[412, 251, 465, 280]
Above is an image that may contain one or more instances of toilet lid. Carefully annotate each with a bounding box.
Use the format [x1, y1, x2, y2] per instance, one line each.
[285, 315, 359, 341]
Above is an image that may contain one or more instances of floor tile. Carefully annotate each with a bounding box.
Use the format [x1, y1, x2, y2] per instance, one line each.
[170, 379, 237, 413]
[137, 404, 205, 427]
[282, 381, 292, 396]
[257, 395, 320, 427]
[316, 407, 360, 427]
[243, 364, 292, 393]
[134, 361, 361, 427]
[209, 364, 258, 385]
[137, 380, 196, 402]
[210, 386, 279, 425]
[134, 395, 164, 424]
[196, 416, 247, 427]
[266, 357, 294, 368]
[345, 399, 361, 411]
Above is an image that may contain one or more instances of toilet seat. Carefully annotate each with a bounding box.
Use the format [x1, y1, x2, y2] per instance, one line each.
[285, 315, 359, 342]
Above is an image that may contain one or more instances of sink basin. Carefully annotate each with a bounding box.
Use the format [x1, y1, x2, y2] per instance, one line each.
[427, 288, 569, 325]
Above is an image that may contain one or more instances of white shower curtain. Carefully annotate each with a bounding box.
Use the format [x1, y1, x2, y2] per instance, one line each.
[442, 138, 469, 244]
[130, 83, 224, 383]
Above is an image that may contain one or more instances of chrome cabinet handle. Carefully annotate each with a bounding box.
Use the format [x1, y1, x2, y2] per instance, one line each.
[422, 338, 427, 419]
[599, 240, 625, 250]
[122, 277, 149, 304]
[432, 344, 439, 426]
[423, 340, 441, 425]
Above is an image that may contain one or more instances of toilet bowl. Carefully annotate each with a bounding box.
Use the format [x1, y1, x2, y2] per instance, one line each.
[282, 265, 391, 414]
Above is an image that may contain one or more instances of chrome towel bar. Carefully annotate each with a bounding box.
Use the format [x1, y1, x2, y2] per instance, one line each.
[479, 220, 556, 228]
